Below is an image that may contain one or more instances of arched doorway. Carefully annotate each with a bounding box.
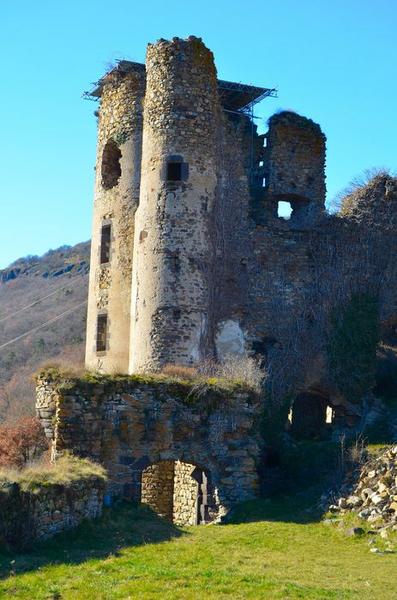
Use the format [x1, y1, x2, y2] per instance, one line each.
[290, 390, 333, 439]
[141, 460, 215, 525]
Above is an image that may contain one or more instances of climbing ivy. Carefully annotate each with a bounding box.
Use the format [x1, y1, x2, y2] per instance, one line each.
[328, 293, 379, 403]
[113, 131, 130, 146]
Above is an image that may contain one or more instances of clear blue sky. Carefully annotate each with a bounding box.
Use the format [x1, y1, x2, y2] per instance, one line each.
[1, 0, 396, 268]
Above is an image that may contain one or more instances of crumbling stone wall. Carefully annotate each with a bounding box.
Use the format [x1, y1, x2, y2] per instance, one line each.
[36, 373, 262, 522]
[263, 111, 326, 224]
[82, 36, 397, 436]
[0, 476, 104, 548]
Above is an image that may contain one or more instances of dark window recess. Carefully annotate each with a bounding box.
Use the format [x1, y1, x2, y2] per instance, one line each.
[101, 140, 122, 189]
[100, 224, 111, 264]
[165, 156, 189, 184]
[96, 314, 108, 352]
[167, 161, 182, 182]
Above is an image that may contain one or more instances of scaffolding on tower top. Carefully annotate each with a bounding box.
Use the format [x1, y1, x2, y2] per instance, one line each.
[84, 60, 277, 112]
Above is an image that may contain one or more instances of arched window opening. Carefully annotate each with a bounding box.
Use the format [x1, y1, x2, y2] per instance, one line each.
[277, 201, 293, 219]
[101, 140, 122, 189]
[141, 460, 215, 525]
[289, 391, 332, 440]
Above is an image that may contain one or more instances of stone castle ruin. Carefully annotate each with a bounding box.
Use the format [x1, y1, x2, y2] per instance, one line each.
[36, 36, 397, 525]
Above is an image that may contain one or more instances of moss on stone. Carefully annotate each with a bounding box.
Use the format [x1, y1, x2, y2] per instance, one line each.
[328, 293, 379, 403]
[35, 366, 257, 407]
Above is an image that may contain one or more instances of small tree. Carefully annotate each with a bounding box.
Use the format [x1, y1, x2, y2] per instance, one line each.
[0, 416, 48, 468]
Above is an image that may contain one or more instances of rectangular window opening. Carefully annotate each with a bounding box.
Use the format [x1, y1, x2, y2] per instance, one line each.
[100, 224, 111, 264]
[167, 162, 182, 182]
[96, 314, 108, 352]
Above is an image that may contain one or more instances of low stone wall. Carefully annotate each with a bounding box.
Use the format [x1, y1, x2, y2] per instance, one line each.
[0, 475, 105, 549]
[36, 371, 262, 522]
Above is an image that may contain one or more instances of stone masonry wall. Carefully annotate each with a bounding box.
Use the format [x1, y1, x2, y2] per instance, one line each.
[36, 373, 262, 521]
[85, 65, 146, 373]
[140, 460, 200, 525]
[263, 111, 326, 224]
[0, 477, 104, 548]
[82, 37, 397, 435]
[130, 37, 221, 371]
[173, 461, 199, 526]
[141, 460, 174, 520]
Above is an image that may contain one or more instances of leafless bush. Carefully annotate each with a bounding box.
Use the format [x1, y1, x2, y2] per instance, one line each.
[329, 167, 391, 214]
[0, 416, 48, 469]
[159, 354, 266, 393]
[210, 353, 266, 393]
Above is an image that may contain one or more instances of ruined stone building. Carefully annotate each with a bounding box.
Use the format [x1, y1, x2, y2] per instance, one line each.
[37, 36, 397, 525]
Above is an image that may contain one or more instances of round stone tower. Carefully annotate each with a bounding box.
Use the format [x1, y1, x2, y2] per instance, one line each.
[129, 37, 221, 372]
[85, 65, 145, 373]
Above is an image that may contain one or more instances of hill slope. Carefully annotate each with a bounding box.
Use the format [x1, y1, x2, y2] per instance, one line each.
[0, 242, 90, 421]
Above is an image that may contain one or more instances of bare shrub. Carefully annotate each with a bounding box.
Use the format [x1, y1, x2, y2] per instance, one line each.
[0, 416, 48, 469]
[209, 354, 266, 393]
[158, 354, 266, 393]
[329, 167, 391, 214]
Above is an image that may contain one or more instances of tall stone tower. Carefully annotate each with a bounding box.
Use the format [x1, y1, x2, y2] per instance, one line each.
[85, 36, 332, 376]
[129, 37, 221, 372]
[85, 63, 145, 373]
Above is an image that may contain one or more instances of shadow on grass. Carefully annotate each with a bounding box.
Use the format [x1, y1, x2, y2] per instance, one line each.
[0, 501, 185, 579]
[228, 440, 347, 526]
[226, 485, 328, 526]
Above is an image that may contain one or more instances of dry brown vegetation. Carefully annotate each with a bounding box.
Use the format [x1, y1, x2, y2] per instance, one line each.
[0, 416, 48, 468]
[0, 452, 107, 491]
[161, 354, 266, 393]
[0, 242, 89, 423]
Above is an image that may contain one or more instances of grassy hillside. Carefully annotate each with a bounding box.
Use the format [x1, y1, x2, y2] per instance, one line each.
[0, 493, 396, 600]
[0, 243, 90, 422]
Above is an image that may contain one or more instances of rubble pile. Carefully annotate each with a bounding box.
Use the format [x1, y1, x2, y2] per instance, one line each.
[330, 445, 397, 531]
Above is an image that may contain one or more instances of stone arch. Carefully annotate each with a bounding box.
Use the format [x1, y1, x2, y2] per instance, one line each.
[36, 377, 261, 523]
[140, 459, 218, 525]
[289, 389, 334, 439]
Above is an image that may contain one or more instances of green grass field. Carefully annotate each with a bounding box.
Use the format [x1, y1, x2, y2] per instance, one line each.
[0, 491, 396, 600]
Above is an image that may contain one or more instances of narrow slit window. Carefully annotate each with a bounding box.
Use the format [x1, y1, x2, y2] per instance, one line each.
[96, 314, 108, 352]
[100, 224, 111, 264]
